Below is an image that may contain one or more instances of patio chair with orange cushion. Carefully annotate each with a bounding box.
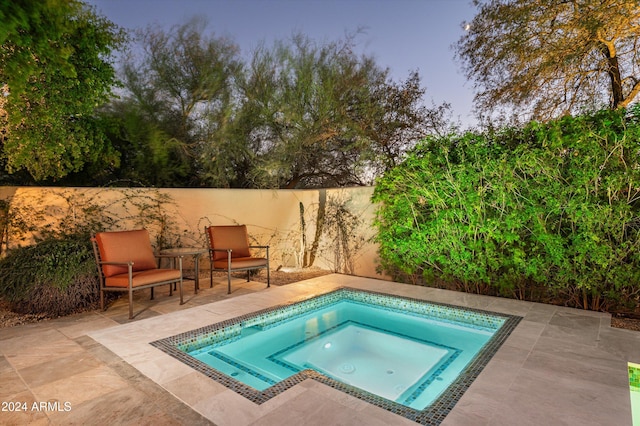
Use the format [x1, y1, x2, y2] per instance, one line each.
[91, 229, 184, 319]
[205, 225, 270, 294]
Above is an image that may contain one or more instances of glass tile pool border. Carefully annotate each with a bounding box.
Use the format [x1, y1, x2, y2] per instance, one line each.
[151, 287, 522, 425]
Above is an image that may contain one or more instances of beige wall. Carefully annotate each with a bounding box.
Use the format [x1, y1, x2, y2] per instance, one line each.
[0, 186, 386, 279]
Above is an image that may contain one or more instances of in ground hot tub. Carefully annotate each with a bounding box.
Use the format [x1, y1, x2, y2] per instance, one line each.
[152, 287, 521, 424]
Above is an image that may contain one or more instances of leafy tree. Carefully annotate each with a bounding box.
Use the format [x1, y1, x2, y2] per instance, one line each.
[102, 23, 446, 189]
[235, 35, 369, 188]
[235, 34, 445, 189]
[456, 0, 640, 122]
[354, 71, 452, 177]
[107, 17, 242, 187]
[0, 0, 126, 180]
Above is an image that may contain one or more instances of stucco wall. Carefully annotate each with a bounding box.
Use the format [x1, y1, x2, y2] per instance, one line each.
[0, 186, 386, 279]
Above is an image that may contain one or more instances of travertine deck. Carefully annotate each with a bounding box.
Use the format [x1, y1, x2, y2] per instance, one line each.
[1, 274, 638, 425]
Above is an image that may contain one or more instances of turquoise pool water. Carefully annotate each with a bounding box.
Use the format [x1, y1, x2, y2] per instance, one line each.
[186, 291, 501, 410]
[152, 287, 521, 424]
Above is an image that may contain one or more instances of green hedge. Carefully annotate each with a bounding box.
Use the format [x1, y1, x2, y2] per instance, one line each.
[373, 108, 640, 311]
[0, 234, 101, 317]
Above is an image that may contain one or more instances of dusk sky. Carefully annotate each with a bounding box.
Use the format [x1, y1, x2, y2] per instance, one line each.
[86, 0, 478, 127]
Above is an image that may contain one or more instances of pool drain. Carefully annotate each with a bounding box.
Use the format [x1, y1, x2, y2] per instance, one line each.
[387, 369, 395, 375]
[339, 363, 355, 374]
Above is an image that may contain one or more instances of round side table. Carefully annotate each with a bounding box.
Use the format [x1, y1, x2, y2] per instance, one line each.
[160, 248, 207, 294]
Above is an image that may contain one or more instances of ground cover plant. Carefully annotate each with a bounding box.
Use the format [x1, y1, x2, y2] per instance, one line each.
[0, 233, 100, 316]
[373, 107, 640, 313]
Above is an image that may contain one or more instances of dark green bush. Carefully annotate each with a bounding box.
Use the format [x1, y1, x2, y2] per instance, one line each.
[0, 234, 101, 317]
[373, 107, 640, 312]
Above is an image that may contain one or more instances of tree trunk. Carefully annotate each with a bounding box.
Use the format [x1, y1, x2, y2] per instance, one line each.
[283, 175, 301, 189]
[304, 188, 326, 267]
[603, 46, 624, 109]
[298, 202, 306, 268]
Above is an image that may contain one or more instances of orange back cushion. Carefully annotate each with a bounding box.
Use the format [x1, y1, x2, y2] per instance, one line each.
[95, 229, 157, 277]
[207, 225, 251, 261]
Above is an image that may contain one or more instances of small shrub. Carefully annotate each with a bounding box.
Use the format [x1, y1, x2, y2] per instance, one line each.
[0, 234, 100, 317]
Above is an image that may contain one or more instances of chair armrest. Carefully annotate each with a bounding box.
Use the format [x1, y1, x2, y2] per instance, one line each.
[250, 245, 269, 260]
[210, 248, 232, 252]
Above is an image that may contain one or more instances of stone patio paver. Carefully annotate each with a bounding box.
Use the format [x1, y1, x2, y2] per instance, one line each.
[0, 274, 638, 425]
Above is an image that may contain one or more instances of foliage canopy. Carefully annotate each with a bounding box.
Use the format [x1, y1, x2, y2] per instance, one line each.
[101, 22, 448, 188]
[0, 8, 447, 187]
[456, 0, 640, 122]
[373, 107, 640, 311]
[102, 17, 241, 187]
[235, 34, 450, 189]
[0, 0, 126, 181]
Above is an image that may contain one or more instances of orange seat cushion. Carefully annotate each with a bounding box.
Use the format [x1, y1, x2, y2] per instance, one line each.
[207, 225, 251, 261]
[212, 257, 268, 270]
[105, 268, 181, 288]
[95, 229, 158, 277]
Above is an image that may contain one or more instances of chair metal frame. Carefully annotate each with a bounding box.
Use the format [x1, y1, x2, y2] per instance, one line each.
[91, 233, 184, 319]
[205, 225, 270, 294]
